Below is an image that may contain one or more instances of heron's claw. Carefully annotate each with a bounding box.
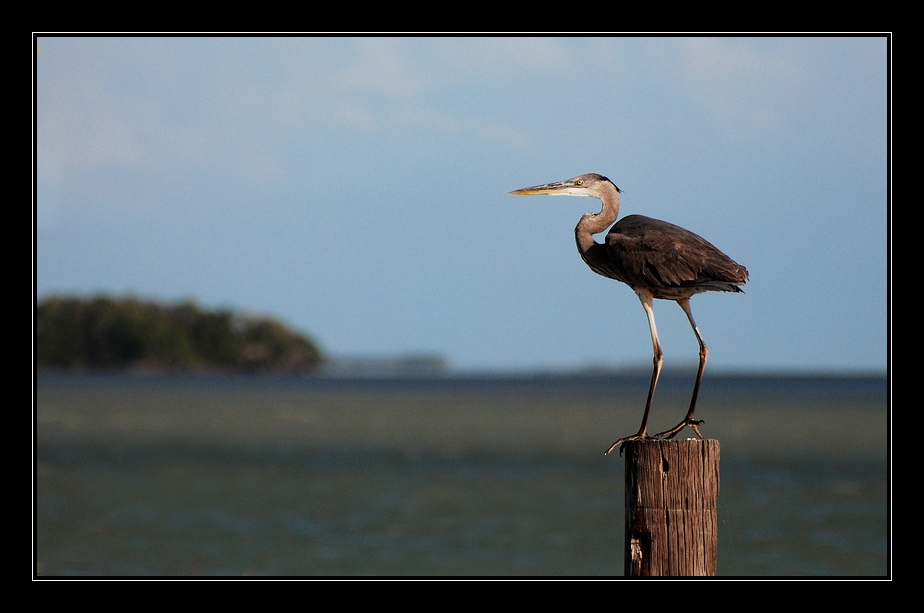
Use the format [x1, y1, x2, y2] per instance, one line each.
[604, 433, 650, 456]
[653, 418, 705, 441]
[606, 417, 707, 456]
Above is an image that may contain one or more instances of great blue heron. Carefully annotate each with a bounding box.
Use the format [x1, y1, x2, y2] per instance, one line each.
[510, 173, 748, 455]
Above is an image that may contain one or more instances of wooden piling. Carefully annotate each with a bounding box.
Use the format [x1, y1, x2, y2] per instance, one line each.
[622, 438, 720, 576]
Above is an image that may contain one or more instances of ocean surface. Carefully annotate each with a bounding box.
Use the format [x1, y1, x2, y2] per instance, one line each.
[34, 371, 890, 577]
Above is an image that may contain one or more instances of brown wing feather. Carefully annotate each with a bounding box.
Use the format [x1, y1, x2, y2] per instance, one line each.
[604, 214, 748, 298]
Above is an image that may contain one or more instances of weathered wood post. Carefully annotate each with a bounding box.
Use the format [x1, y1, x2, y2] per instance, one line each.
[622, 439, 720, 576]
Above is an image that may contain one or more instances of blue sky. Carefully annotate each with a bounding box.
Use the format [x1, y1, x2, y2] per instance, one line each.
[35, 36, 889, 373]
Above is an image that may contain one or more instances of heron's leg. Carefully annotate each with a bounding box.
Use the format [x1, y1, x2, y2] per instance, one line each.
[606, 291, 663, 455]
[654, 298, 707, 440]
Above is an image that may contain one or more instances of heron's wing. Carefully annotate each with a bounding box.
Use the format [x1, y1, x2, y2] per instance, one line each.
[605, 215, 747, 291]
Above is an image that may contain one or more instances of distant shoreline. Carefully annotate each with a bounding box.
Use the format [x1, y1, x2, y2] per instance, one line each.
[34, 365, 887, 380]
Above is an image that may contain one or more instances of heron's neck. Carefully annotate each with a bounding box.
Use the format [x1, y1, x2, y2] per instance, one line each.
[575, 183, 621, 253]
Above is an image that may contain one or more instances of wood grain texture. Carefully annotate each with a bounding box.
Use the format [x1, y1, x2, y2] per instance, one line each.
[623, 439, 720, 576]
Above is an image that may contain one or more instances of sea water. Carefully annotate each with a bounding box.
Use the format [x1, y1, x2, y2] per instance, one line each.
[34, 372, 889, 577]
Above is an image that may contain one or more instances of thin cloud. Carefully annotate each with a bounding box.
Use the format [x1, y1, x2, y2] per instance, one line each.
[675, 37, 808, 139]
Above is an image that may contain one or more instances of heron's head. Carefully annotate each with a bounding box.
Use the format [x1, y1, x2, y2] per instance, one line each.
[509, 173, 621, 198]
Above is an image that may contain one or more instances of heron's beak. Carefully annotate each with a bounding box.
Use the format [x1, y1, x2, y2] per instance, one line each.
[509, 180, 573, 196]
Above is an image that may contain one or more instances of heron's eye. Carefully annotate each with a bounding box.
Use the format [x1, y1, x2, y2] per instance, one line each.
[576, 179, 583, 186]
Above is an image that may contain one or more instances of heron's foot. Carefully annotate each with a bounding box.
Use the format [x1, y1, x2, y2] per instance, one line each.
[604, 433, 650, 457]
[653, 418, 705, 441]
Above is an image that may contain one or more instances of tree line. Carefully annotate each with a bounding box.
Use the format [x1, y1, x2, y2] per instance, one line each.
[35, 295, 324, 372]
